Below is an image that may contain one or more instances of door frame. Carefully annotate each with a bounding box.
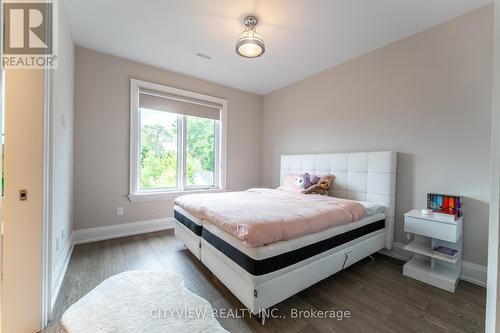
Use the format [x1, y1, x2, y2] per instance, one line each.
[486, 2, 500, 331]
[41, 67, 53, 328]
[41, 1, 54, 327]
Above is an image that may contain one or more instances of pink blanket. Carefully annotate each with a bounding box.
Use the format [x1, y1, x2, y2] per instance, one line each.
[174, 189, 366, 247]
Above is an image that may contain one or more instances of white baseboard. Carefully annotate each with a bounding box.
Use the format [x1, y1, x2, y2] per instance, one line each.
[379, 242, 411, 261]
[51, 233, 74, 311]
[73, 218, 174, 245]
[379, 242, 487, 288]
[461, 260, 488, 288]
[50, 217, 174, 310]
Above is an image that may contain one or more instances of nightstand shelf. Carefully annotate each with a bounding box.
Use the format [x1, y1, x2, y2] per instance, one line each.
[403, 239, 459, 264]
[403, 209, 463, 292]
[403, 256, 461, 292]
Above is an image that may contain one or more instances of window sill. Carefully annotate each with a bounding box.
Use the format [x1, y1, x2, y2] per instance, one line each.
[128, 188, 228, 202]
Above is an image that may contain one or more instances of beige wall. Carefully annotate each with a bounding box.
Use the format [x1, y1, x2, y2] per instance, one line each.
[74, 47, 262, 229]
[262, 6, 494, 266]
[51, 1, 74, 292]
[3, 69, 45, 332]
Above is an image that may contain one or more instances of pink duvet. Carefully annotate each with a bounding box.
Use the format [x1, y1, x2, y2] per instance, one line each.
[174, 188, 366, 248]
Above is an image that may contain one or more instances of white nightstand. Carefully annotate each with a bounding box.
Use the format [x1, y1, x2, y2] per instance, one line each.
[402, 209, 463, 292]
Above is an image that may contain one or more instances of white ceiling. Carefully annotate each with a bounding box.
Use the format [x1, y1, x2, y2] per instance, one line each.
[63, 0, 492, 95]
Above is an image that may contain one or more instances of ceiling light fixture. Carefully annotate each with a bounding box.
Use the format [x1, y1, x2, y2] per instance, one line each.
[236, 16, 265, 58]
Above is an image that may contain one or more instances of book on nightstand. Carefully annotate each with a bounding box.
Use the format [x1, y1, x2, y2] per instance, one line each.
[427, 193, 462, 222]
[433, 246, 459, 260]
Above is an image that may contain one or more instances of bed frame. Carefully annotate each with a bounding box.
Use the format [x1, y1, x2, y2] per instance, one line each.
[175, 151, 397, 323]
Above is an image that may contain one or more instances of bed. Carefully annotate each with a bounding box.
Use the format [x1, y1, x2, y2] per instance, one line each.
[173, 151, 397, 322]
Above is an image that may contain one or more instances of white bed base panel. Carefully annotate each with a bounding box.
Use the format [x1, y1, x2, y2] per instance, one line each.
[201, 213, 385, 285]
[201, 230, 385, 314]
[174, 220, 201, 259]
[281, 151, 397, 249]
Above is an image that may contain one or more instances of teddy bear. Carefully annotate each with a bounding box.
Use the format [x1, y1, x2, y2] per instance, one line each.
[303, 175, 336, 195]
[294, 173, 320, 190]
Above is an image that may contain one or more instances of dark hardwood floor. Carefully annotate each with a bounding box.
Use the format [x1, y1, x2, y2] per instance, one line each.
[43, 230, 485, 333]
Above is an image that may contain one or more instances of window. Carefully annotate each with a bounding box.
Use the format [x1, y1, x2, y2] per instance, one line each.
[130, 79, 227, 201]
[185, 115, 217, 188]
[139, 108, 178, 190]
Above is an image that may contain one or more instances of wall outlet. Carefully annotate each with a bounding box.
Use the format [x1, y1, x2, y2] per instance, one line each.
[19, 189, 27, 201]
[116, 207, 124, 216]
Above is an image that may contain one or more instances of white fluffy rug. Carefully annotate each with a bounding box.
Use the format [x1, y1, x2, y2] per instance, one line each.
[61, 271, 228, 333]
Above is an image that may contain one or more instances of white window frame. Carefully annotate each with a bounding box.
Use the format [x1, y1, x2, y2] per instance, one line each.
[129, 79, 227, 202]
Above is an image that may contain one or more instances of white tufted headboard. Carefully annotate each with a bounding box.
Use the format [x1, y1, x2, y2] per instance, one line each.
[280, 151, 397, 250]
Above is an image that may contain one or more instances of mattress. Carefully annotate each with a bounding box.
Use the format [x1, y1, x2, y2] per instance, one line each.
[201, 212, 385, 284]
[174, 196, 386, 266]
[174, 200, 383, 239]
[175, 189, 375, 247]
[360, 201, 386, 216]
[174, 205, 202, 236]
[174, 206, 204, 259]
